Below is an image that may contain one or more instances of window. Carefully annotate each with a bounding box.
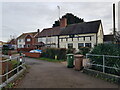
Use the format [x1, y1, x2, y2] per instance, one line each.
[19, 44, 22, 48]
[27, 38, 31, 42]
[27, 44, 30, 48]
[19, 39, 21, 42]
[69, 35, 74, 38]
[78, 43, 84, 49]
[85, 43, 91, 48]
[68, 43, 73, 48]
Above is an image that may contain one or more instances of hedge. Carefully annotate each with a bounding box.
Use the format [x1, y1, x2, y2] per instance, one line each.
[89, 43, 120, 76]
[41, 48, 67, 60]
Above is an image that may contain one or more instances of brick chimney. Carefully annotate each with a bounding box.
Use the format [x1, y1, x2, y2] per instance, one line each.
[60, 18, 67, 28]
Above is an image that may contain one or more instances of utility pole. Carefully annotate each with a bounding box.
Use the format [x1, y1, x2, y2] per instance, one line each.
[57, 5, 60, 48]
[113, 3, 116, 43]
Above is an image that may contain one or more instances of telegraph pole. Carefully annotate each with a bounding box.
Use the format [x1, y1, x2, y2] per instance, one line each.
[113, 3, 116, 43]
[57, 5, 60, 48]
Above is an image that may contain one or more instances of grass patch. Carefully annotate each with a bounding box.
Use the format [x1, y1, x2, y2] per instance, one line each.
[37, 57, 65, 62]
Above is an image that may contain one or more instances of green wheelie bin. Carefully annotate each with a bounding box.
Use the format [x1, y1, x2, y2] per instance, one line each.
[66, 54, 74, 68]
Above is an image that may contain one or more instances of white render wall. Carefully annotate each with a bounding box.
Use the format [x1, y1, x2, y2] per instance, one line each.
[59, 33, 97, 51]
[38, 36, 58, 48]
[97, 24, 104, 44]
[17, 39, 25, 48]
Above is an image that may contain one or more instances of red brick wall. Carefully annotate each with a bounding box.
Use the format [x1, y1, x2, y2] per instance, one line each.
[24, 52, 41, 58]
[25, 35, 36, 48]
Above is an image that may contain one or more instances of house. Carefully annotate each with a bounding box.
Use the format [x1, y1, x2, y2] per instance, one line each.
[7, 39, 17, 49]
[104, 34, 114, 43]
[17, 32, 38, 49]
[59, 20, 104, 50]
[104, 31, 120, 44]
[35, 18, 67, 48]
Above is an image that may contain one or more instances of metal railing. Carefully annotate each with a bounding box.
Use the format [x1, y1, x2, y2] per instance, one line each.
[0, 54, 26, 88]
[86, 54, 120, 75]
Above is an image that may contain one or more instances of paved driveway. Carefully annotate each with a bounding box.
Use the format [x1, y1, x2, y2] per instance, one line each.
[17, 57, 118, 88]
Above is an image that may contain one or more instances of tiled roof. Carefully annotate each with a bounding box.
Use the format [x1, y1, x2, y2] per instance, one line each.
[60, 20, 101, 35]
[17, 32, 37, 39]
[36, 27, 61, 37]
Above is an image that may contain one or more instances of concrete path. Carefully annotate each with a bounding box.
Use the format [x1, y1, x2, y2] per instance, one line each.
[17, 57, 118, 88]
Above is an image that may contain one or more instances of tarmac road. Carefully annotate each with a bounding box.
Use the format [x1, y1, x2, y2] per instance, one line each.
[17, 57, 118, 88]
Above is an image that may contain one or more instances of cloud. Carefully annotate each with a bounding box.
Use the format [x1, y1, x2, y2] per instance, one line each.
[2, 2, 113, 41]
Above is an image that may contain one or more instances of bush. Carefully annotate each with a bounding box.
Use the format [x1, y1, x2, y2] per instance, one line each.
[41, 48, 66, 60]
[66, 48, 75, 54]
[89, 43, 120, 76]
[77, 47, 90, 56]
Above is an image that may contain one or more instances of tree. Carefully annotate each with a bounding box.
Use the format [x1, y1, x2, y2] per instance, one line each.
[52, 13, 84, 27]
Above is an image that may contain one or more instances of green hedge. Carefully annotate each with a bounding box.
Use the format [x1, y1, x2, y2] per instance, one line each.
[41, 48, 67, 60]
[76, 47, 90, 56]
[89, 43, 120, 76]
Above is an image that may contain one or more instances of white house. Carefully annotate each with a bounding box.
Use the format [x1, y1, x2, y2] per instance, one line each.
[35, 18, 67, 48]
[36, 27, 61, 48]
[59, 20, 104, 50]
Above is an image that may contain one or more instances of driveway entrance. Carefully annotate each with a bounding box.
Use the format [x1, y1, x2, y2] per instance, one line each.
[17, 57, 118, 88]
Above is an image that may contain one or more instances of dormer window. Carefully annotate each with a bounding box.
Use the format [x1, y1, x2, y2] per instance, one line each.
[69, 35, 74, 38]
[27, 38, 31, 42]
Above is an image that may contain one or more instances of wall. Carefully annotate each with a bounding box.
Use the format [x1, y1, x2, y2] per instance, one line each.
[59, 33, 97, 51]
[17, 39, 25, 48]
[25, 35, 35, 48]
[97, 23, 104, 44]
[38, 36, 58, 48]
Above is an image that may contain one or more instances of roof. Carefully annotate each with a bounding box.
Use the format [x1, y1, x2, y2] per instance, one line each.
[36, 27, 61, 37]
[60, 20, 101, 35]
[104, 35, 114, 42]
[7, 39, 16, 44]
[17, 32, 37, 39]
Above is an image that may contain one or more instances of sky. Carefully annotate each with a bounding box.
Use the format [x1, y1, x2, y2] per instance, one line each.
[1, 1, 119, 42]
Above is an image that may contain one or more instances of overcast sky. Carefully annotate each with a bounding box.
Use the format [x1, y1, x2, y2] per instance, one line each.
[1, 2, 119, 42]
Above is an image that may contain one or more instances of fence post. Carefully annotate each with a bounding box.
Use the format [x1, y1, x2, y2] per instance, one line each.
[103, 55, 105, 73]
[17, 57, 19, 74]
[6, 60, 9, 84]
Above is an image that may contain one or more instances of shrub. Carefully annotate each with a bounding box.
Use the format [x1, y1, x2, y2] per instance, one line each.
[66, 48, 75, 54]
[78, 47, 90, 56]
[89, 43, 120, 76]
[41, 48, 66, 60]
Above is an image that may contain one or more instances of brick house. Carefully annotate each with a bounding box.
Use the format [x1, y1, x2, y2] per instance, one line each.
[17, 32, 38, 49]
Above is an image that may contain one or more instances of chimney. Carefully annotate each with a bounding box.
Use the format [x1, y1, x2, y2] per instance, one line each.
[60, 18, 67, 28]
[37, 29, 40, 37]
[37, 29, 40, 33]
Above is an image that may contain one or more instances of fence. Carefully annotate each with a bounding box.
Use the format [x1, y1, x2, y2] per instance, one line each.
[86, 54, 120, 76]
[0, 54, 26, 88]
